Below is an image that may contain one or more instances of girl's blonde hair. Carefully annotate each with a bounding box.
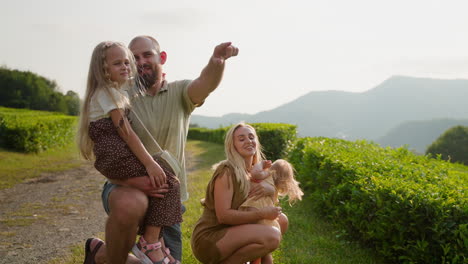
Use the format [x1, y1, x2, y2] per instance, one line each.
[77, 41, 137, 160]
[271, 159, 304, 205]
[220, 122, 265, 195]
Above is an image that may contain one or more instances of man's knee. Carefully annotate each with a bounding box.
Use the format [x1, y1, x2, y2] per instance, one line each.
[108, 187, 148, 224]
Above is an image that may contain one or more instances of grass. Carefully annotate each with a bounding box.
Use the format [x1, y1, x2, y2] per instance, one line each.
[0, 141, 84, 190]
[48, 235, 102, 264]
[0, 200, 78, 229]
[46, 140, 383, 263]
[272, 199, 383, 263]
[181, 140, 226, 263]
[0, 231, 16, 237]
[0, 143, 84, 233]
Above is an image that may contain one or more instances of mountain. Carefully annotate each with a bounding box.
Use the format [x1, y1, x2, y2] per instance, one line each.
[191, 76, 468, 140]
[376, 118, 468, 154]
[190, 113, 251, 129]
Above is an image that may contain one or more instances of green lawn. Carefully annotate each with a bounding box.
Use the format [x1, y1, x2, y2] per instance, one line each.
[0, 142, 84, 190]
[46, 140, 382, 263]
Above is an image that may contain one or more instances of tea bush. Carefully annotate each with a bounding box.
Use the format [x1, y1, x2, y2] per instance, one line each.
[0, 107, 77, 152]
[288, 137, 467, 263]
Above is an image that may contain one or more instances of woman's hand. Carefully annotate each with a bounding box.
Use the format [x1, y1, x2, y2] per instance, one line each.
[145, 161, 167, 188]
[259, 206, 282, 220]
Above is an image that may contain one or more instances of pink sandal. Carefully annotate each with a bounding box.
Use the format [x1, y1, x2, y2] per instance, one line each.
[162, 247, 181, 264]
[132, 236, 170, 264]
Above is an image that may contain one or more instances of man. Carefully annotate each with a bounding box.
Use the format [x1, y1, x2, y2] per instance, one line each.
[84, 36, 239, 264]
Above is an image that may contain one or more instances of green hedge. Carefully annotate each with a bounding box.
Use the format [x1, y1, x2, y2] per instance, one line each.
[288, 137, 467, 263]
[188, 123, 297, 160]
[426, 125, 468, 166]
[188, 127, 226, 144]
[0, 107, 77, 153]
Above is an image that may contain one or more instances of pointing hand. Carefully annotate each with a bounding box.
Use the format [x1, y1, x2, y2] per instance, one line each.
[212, 42, 239, 65]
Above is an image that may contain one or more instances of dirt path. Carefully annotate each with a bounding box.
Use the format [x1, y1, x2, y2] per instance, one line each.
[0, 162, 106, 264]
[0, 150, 197, 264]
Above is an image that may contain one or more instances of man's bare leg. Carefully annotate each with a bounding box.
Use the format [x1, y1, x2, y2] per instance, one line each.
[92, 242, 140, 264]
[105, 186, 148, 264]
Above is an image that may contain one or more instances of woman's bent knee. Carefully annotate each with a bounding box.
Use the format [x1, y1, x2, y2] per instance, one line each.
[264, 227, 281, 251]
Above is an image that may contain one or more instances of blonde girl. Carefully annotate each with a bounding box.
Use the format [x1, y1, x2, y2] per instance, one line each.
[239, 158, 304, 264]
[77, 41, 181, 264]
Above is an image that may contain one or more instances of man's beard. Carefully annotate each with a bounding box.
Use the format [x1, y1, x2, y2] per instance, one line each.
[138, 64, 158, 89]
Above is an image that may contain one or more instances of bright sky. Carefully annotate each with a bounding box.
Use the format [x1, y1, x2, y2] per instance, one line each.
[1, 0, 467, 116]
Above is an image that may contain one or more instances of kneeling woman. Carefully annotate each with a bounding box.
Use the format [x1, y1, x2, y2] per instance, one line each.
[191, 123, 286, 264]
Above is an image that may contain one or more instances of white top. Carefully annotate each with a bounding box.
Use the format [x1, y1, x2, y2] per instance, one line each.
[89, 87, 129, 121]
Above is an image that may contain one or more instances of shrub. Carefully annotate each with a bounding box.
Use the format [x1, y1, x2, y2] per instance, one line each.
[288, 137, 467, 263]
[188, 127, 227, 145]
[0, 107, 77, 152]
[426, 125, 468, 166]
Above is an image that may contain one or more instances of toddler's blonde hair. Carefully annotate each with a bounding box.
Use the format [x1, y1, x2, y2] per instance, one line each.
[271, 159, 304, 205]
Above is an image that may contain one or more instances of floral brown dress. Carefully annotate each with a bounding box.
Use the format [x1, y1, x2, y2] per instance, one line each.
[89, 116, 182, 233]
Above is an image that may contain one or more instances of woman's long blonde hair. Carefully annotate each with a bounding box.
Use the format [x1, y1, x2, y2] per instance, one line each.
[221, 122, 266, 195]
[77, 41, 137, 160]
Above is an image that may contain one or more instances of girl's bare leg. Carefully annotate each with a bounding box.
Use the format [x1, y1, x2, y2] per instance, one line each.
[141, 226, 165, 261]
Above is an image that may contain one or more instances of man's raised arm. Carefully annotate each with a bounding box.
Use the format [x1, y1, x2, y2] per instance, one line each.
[188, 42, 239, 105]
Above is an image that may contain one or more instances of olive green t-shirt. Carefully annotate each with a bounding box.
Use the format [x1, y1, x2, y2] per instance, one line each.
[128, 79, 196, 202]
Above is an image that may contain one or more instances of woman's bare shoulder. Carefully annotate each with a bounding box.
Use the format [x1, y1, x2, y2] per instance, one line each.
[212, 160, 232, 174]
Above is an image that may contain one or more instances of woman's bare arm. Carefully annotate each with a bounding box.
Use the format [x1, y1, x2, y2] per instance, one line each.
[214, 171, 281, 225]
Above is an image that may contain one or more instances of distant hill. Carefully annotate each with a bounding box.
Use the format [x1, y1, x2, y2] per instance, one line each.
[376, 118, 468, 154]
[191, 76, 468, 140]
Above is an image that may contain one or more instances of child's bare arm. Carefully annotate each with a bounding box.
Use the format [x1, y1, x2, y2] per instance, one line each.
[250, 160, 272, 181]
[109, 109, 166, 188]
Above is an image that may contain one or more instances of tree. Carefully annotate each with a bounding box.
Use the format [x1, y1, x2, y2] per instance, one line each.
[49, 92, 68, 113]
[64, 90, 81, 116]
[0, 66, 81, 115]
[426, 125, 468, 165]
